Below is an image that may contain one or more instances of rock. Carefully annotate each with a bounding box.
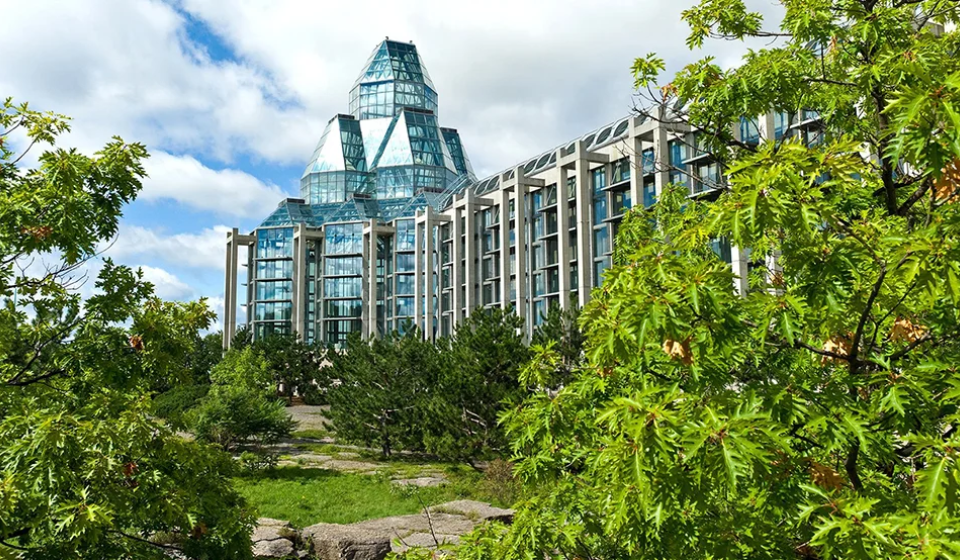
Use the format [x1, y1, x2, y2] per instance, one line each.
[428, 500, 514, 524]
[252, 537, 295, 558]
[302, 523, 392, 560]
[392, 476, 445, 487]
[352, 513, 476, 538]
[391, 532, 461, 554]
[258, 518, 293, 527]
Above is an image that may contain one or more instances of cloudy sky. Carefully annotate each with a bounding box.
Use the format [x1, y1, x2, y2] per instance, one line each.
[0, 0, 781, 330]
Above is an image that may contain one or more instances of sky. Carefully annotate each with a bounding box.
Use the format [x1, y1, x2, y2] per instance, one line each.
[0, 0, 783, 331]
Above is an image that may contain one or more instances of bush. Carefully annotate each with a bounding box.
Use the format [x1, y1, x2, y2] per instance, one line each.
[187, 385, 296, 451]
[152, 384, 209, 429]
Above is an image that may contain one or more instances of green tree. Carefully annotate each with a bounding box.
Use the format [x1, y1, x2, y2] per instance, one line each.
[424, 308, 530, 461]
[481, 3, 960, 559]
[0, 99, 253, 558]
[326, 330, 440, 457]
[210, 345, 272, 392]
[188, 384, 295, 452]
[254, 334, 324, 403]
[528, 304, 585, 388]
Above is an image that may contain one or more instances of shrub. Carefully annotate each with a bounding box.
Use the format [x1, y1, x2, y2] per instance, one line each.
[152, 384, 209, 429]
[187, 385, 296, 451]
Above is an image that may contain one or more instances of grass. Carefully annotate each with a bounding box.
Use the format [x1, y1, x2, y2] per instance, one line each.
[290, 428, 332, 440]
[234, 466, 487, 528]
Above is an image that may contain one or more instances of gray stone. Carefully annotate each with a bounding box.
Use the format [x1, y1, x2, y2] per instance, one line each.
[253, 524, 298, 542]
[392, 476, 446, 487]
[391, 532, 461, 554]
[302, 523, 392, 560]
[258, 517, 293, 528]
[428, 500, 514, 523]
[252, 537, 295, 559]
[352, 513, 476, 538]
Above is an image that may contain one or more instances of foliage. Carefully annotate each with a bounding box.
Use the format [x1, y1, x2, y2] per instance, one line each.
[423, 309, 531, 461]
[326, 330, 441, 457]
[187, 385, 295, 452]
[468, 2, 960, 559]
[152, 383, 210, 430]
[210, 345, 272, 392]
[254, 333, 325, 403]
[185, 331, 224, 385]
[0, 98, 253, 557]
[527, 304, 585, 388]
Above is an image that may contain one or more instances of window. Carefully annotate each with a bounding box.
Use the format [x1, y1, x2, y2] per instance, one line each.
[255, 301, 291, 322]
[325, 256, 362, 276]
[593, 227, 610, 256]
[257, 260, 292, 279]
[324, 277, 362, 298]
[396, 296, 414, 317]
[611, 190, 632, 216]
[326, 299, 362, 318]
[396, 253, 415, 272]
[256, 280, 292, 301]
[256, 228, 293, 259]
[739, 117, 760, 145]
[592, 168, 606, 193]
[396, 274, 415, 295]
[395, 219, 415, 251]
[611, 158, 631, 184]
[643, 180, 656, 208]
[325, 223, 363, 254]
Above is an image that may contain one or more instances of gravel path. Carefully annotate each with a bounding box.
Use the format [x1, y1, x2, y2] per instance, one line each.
[285, 405, 329, 432]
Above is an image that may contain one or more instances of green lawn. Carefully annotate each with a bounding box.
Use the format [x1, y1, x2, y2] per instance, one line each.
[234, 466, 484, 528]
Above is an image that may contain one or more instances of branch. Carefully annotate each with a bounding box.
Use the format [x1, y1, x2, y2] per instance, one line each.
[845, 442, 864, 492]
[896, 177, 933, 216]
[848, 264, 887, 370]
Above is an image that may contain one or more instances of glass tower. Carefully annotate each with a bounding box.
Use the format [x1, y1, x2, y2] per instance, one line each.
[245, 39, 474, 345]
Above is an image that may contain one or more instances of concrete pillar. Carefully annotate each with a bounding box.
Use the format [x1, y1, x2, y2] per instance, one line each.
[414, 213, 424, 329]
[498, 187, 511, 309]
[652, 125, 670, 198]
[451, 203, 463, 324]
[292, 223, 307, 339]
[628, 122, 643, 206]
[364, 222, 378, 338]
[573, 151, 593, 307]
[464, 195, 478, 317]
[424, 211, 436, 339]
[514, 179, 528, 320]
[223, 229, 237, 350]
[556, 162, 572, 309]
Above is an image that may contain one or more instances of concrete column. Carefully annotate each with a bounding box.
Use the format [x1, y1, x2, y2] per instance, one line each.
[363, 222, 378, 338]
[292, 224, 307, 339]
[731, 246, 749, 296]
[224, 229, 236, 350]
[451, 204, 463, 324]
[556, 163, 572, 309]
[464, 195, 478, 317]
[414, 213, 424, 329]
[498, 187, 511, 309]
[424, 211, 436, 339]
[652, 125, 670, 198]
[514, 179, 528, 320]
[574, 153, 593, 307]
[628, 123, 643, 206]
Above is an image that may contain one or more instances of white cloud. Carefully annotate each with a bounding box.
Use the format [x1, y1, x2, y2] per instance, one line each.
[0, 0, 782, 181]
[143, 151, 287, 218]
[105, 223, 233, 270]
[138, 265, 194, 299]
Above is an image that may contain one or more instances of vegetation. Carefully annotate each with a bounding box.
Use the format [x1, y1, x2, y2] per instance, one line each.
[455, 1, 960, 559]
[327, 308, 550, 461]
[188, 385, 295, 452]
[234, 463, 510, 528]
[0, 99, 253, 557]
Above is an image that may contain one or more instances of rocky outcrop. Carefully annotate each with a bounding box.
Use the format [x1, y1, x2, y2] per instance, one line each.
[301, 523, 393, 560]
[428, 500, 515, 524]
[253, 518, 299, 559]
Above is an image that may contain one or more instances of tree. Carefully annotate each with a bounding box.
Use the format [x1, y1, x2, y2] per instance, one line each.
[479, 3, 960, 559]
[423, 308, 530, 461]
[254, 334, 324, 403]
[210, 345, 272, 392]
[0, 98, 254, 558]
[528, 304, 585, 388]
[326, 330, 440, 457]
[188, 385, 295, 452]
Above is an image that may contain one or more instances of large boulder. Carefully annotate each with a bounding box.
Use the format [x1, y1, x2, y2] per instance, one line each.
[302, 523, 392, 560]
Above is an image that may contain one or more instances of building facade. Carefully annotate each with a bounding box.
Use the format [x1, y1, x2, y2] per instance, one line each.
[223, 39, 825, 348]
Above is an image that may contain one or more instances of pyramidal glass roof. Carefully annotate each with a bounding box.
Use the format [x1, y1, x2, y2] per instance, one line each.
[352, 40, 435, 90]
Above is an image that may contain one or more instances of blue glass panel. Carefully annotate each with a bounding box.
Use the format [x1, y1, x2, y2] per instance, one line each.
[395, 219, 415, 250]
[326, 299, 363, 318]
[256, 280, 292, 301]
[256, 228, 293, 258]
[324, 277, 362, 298]
[325, 223, 363, 254]
[593, 226, 610, 256]
[396, 253, 415, 272]
[395, 296, 414, 317]
[593, 198, 607, 224]
[592, 168, 606, 193]
[396, 274, 414, 295]
[324, 256, 362, 276]
[255, 301, 291, 321]
[257, 260, 292, 280]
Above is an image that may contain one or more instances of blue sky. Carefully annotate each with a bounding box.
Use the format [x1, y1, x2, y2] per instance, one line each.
[0, 0, 776, 330]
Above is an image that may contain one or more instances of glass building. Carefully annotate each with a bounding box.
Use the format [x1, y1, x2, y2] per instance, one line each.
[224, 39, 825, 348]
